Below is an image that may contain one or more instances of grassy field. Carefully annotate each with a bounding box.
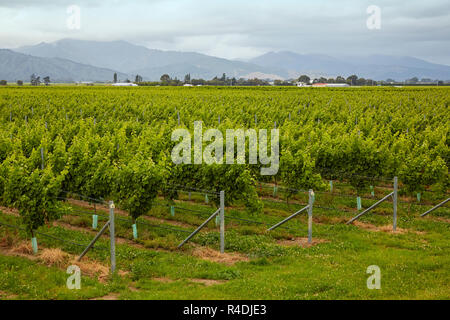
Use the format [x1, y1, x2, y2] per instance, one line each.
[0, 181, 448, 300]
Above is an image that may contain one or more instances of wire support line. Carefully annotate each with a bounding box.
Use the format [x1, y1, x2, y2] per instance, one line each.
[0, 220, 108, 251]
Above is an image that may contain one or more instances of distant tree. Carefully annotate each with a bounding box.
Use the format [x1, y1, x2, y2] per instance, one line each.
[135, 75, 143, 83]
[184, 73, 191, 84]
[43, 76, 50, 86]
[0, 80, 7, 86]
[30, 74, 40, 86]
[232, 78, 270, 86]
[125, 79, 131, 83]
[335, 76, 346, 83]
[319, 77, 327, 83]
[356, 77, 366, 86]
[191, 78, 206, 86]
[209, 78, 222, 86]
[113, 73, 118, 83]
[327, 78, 335, 83]
[408, 77, 419, 84]
[386, 78, 395, 83]
[17, 80, 23, 86]
[346, 75, 358, 85]
[273, 80, 283, 86]
[298, 75, 310, 84]
[160, 74, 171, 82]
[220, 73, 226, 82]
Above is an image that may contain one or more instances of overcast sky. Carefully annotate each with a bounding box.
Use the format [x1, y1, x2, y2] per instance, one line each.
[0, 0, 449, 64]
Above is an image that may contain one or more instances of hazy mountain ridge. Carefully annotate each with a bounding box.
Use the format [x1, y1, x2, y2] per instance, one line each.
[15, 39, 287, 81]
[0, 49, 127, 82]
[5, 39, 450, 82]
[249, 51, 450, 80]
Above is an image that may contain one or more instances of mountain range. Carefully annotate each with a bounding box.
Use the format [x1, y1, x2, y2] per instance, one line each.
[13, 39, 285, 82]
[0, 39, 448, 82]
[249, 51, 450, 81]
[0, 49, 127, 82]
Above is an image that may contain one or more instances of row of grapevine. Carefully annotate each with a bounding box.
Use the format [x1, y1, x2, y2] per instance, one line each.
[0, 86, 448, 234]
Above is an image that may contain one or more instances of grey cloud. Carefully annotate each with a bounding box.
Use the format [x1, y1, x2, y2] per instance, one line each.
[0, 0, 449, 64]
[0, 0, 166, 9]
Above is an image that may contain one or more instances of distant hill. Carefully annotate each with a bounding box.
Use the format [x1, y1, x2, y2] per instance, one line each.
[8, 39, 450, 81]
[15, 39, 286, 81]
[249, 51, 450, 80]
[250, 51, 352, 77]
[0, 49, 126, 82]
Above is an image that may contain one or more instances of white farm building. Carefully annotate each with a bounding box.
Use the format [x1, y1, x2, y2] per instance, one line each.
[112, 83, 138, 87]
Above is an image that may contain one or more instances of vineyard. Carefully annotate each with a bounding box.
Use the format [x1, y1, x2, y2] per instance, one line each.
[0, 86, 448, 300]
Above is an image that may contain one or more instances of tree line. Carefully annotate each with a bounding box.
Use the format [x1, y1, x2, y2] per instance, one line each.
[132, 73, 407, 86]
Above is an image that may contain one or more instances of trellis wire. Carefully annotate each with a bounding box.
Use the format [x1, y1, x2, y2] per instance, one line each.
[0, 220, 108, 251]
[164, 183, 220, 195]
[64, 206, 192, 234]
